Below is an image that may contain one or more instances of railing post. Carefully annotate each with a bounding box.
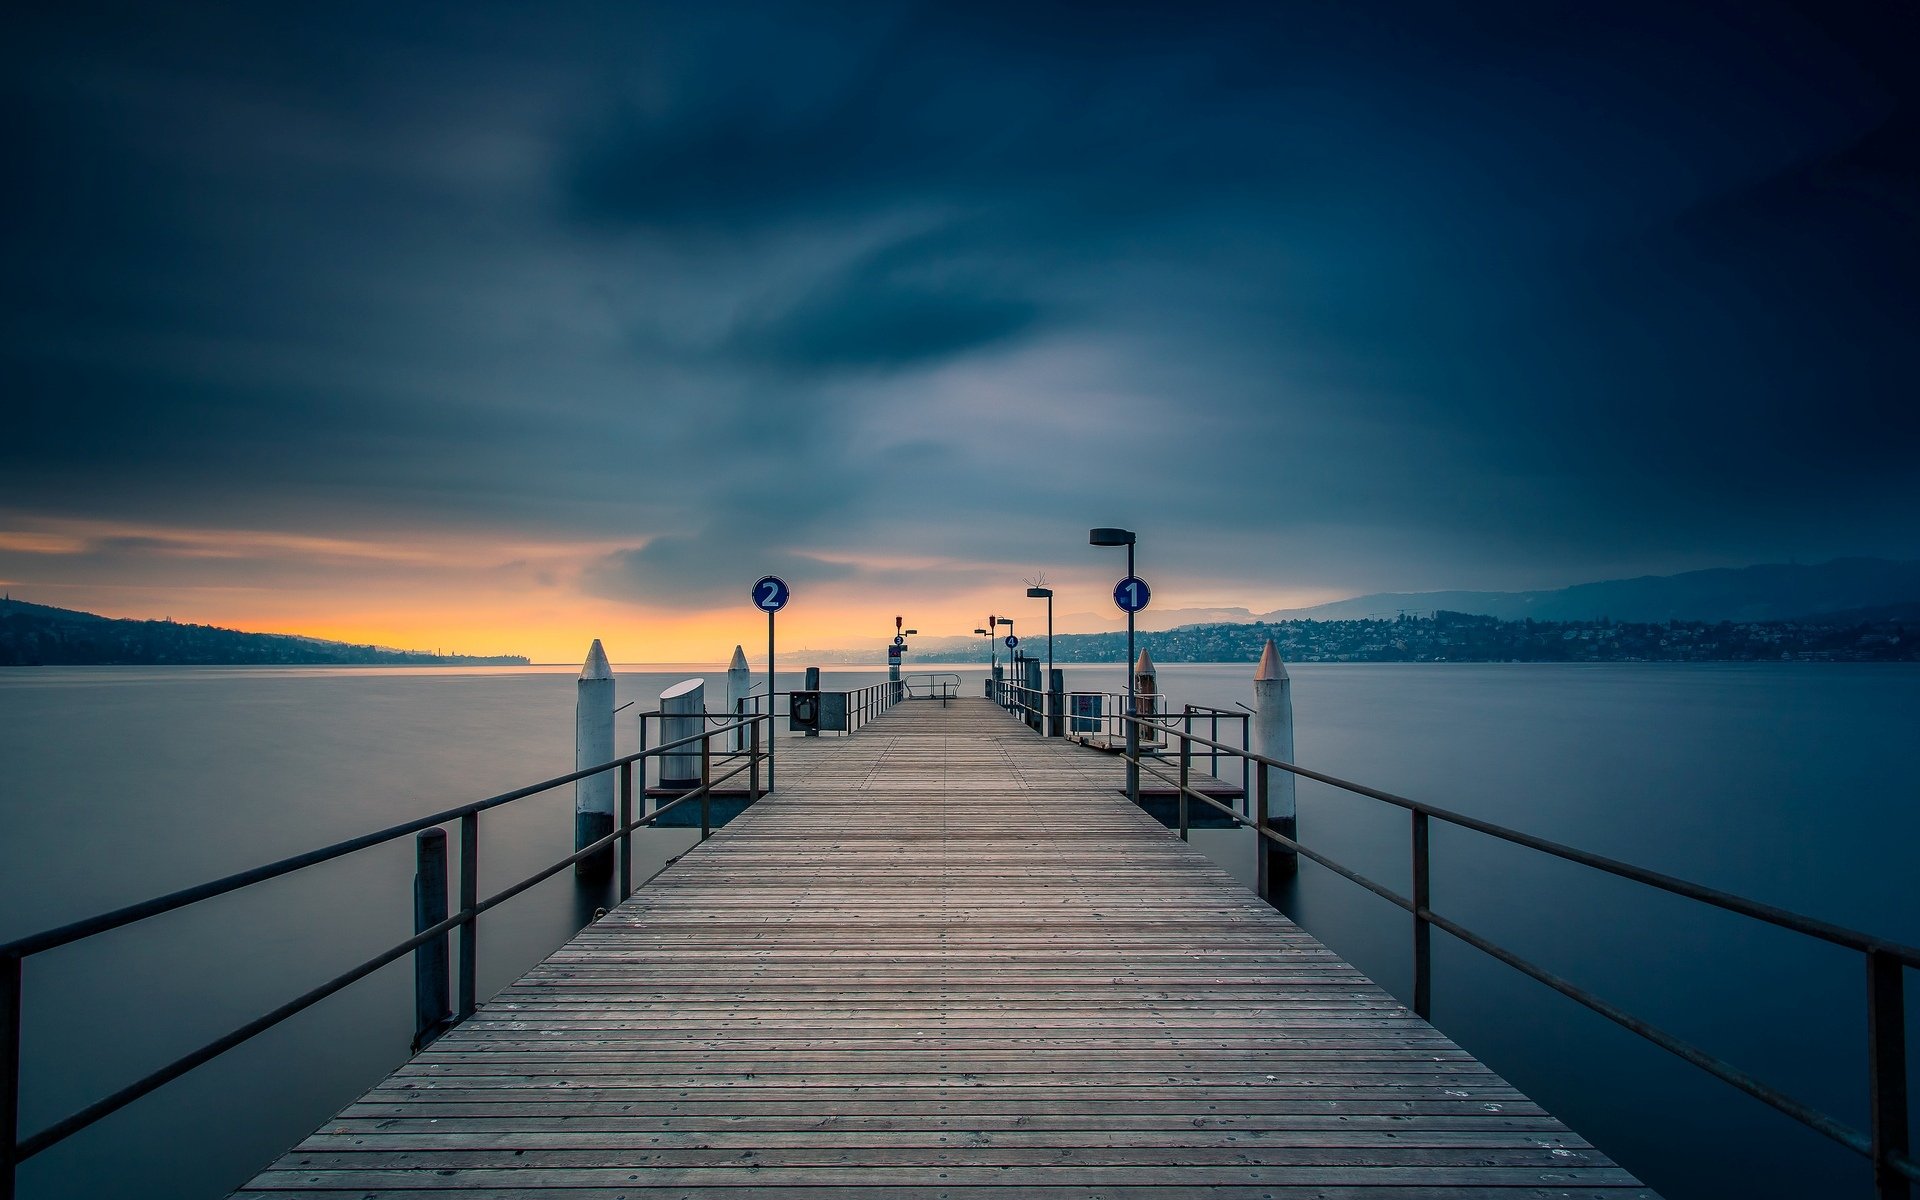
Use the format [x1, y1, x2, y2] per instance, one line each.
[700, 733, 712, 842]
[2, 952, 21, 1200]
[1868, 950, 1910, 1200]
[1412, 811, 1432, 1021]
[412, 829, 451, 1051]
[1210, 712, 1219, 778]
[1177, 732, 1191, 841]
[1125, 698, 1140, 806]
[1240, 715, 1251, 817]
[457, 812, 478, 1019]
[618, 762, 634, 901]
[749, 716, 762, 799]
[1253, 766, 1274, 906]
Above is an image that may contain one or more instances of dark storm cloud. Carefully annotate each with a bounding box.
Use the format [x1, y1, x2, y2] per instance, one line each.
[4, 0, 1915, 603]
[720, 231, 1042, 371]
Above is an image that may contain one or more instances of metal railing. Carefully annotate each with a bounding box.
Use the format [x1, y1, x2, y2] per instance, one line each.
[0, 711, 772, 1200]
[738, 677, 903, 735]
[1111, 710, 1917, 1199]
[991, 682, 1250, 790]
[901, 672, 961, 701]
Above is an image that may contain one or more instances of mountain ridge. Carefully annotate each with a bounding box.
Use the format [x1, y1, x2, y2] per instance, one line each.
[0, 597, 529, 666]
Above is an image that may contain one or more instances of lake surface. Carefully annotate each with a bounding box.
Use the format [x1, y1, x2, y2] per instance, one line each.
[1, 661, 1914, 1198]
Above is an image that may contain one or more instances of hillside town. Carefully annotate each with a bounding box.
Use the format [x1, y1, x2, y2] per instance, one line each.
[957, 609, 1920, 664]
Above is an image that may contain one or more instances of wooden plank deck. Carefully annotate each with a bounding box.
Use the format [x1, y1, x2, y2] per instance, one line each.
[233, 697, 1653, 1198]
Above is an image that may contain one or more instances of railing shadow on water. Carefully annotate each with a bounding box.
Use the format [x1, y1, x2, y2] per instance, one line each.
[0, 687, 904, 1200]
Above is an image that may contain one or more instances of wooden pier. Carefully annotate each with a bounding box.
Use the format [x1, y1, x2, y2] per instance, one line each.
[234, 697, 1652, 1197]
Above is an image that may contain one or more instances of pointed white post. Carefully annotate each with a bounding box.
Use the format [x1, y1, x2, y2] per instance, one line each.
[1252, 639, 1298, 892]
[575, 640, 615, 878]
[1133, 648, 1160, 743]
[726, 645, 750, 752]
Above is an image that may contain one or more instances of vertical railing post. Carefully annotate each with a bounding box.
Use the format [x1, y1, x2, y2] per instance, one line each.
[1868, 950, 1910, 1200]
[618, 762, 634, 901]
[700, 733, 712, 842]
[1125, 700, 1140, 806]
[1240, 716, 1251, 817]
[457, 812, 477, 1019]
[1210, 712, 1219, 778]
[750, 716, 762, 799]
[1412, 811, 1432, 1021]
[2, 952, 21, 1200]
[1177, 732, 1191, 841]
[412, 829, 451, 1051]
[1253, 765, 1273, 905]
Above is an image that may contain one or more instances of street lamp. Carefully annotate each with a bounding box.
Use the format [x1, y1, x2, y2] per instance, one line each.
[994, 616, 1014, 706]
[1026, 586, 1054, 736]
[1089, 527, 1139, 800]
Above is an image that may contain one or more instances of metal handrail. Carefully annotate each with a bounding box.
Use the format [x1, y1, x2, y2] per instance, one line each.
[0, 712, 773, 1196]
[901, 672, 961, 699]
[1109, 709, 1918, 1196]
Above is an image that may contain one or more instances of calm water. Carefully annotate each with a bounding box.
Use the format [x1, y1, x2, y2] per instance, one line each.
[1, 661, 1915, 1198]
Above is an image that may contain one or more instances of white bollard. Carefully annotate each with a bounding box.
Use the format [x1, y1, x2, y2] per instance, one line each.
[575, 639, 615, 876]
[1252, 638, 1298, 888]
[725, 645, 750, 752]
[659, 678, 706, 793]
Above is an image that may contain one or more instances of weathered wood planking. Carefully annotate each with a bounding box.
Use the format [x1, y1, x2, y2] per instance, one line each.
[233, 697, 1654, 1198]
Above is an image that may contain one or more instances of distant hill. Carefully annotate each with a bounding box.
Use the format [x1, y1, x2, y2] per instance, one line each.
[1249, 558, 1920, 626]
[0, 598, 529, 666]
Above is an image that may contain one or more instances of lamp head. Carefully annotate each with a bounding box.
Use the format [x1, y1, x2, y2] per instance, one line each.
[904, 629, 918, 635]
[1088, 527, 1135, 547]
[995, 617, 1012, 626]
[973, 628, 987, 635]
[1025, 586, 1052, 598]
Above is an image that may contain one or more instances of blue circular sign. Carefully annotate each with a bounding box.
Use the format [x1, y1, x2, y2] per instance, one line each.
[1113, 575, 1151, 613]
[892, 635, 905, 646]
[1004, 635, 1019, 649]
[751, 575, 790, 612]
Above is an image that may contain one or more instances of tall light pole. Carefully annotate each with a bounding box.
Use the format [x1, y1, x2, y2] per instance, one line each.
[1090, 527, 1139, 801]
[986, 614, 997, 674]
[994, 616, 1014, 706]
[1026, 586, 1054, 737]
[1025, 586, 1053, 681]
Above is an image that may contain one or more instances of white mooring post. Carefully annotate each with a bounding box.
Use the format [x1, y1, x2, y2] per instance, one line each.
[574, 639, 615, 878]
[726, 645, 750, 752]
[1252, 638, 1298, 893]
[658, 678, 706, 795]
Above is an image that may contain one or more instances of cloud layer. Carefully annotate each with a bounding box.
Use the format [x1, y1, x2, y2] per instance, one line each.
[4, 0, 1915, 643]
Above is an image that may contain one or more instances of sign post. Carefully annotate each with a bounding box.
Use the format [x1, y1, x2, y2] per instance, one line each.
[752, 576, 790, 791]
[1113, 569, 1150, 804]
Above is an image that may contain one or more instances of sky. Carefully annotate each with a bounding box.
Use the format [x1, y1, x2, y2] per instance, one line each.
[4, 0, 1915, 662]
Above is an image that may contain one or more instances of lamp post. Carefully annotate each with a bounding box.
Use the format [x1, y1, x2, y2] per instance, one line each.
[987, 615, 997, 675]
[1026, 586, 1054, 737]
[1089, 527, 1139, 801]
[994, 616, 1014, 707]
[1024, 587, 1053, 681]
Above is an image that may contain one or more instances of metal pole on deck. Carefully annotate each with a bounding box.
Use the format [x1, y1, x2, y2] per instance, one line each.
[752, 576, 790, 790]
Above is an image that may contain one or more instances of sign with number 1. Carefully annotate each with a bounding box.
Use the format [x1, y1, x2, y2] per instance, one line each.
[1113, 575, 1150, 613]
